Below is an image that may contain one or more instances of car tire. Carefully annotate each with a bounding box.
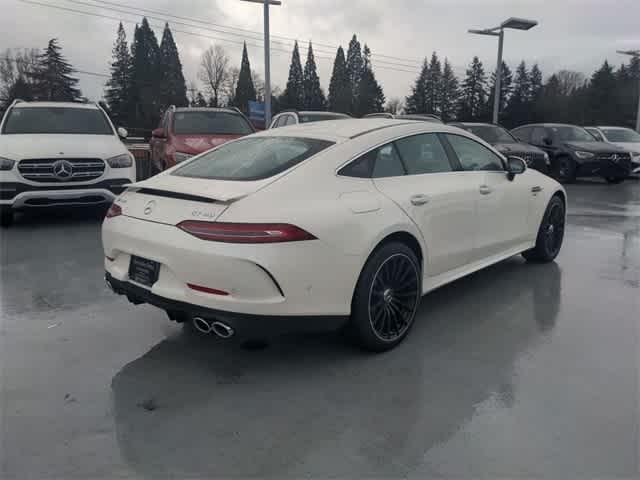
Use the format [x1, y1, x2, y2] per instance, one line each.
[554, 156, 576, 183]
[522, 196, 565, 263]
[0, 208, 14, 228]
[605, 176, 624, 184]
[348, 242, 422, 352]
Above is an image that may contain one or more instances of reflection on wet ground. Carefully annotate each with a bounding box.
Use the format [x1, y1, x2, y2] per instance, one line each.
[1, 181, 638, 478]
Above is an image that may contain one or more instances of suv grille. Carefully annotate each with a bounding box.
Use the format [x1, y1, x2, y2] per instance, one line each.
[512, 151, 545, 167]
[18, 158, 105, 183]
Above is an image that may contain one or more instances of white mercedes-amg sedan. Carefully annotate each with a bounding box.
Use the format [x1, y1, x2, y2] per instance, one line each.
[103, 119, 566, 351]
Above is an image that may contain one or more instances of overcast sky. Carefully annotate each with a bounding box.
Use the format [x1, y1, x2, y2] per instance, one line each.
[2, 0, 639, 103]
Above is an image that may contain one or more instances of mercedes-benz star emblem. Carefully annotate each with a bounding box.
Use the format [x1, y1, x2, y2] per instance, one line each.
[144, 200, 156, 215]
[52, 160, 73, 180]
[611, 154, 619, 163]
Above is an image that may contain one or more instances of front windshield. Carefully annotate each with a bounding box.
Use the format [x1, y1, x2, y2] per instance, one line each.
[173, 111, 253, 135]
[299, 113, 349, 123]
[2, 107, 113, 135]
[601, 128, 640, 143]
[552, 126, 595, 142]
[465, 125, 516, 144]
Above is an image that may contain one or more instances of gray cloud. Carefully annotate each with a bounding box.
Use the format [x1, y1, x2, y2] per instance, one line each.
[1, 0, 639, 103]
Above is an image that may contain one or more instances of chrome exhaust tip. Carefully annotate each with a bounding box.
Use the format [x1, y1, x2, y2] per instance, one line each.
[192, 317, 212, 334]
[211, 321, 234, 339]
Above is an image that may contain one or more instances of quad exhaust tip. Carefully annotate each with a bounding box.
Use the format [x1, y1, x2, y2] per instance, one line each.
[192, 317, 234, 338]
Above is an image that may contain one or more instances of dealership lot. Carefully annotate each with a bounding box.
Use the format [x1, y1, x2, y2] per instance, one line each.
[1, 180, 639, 478]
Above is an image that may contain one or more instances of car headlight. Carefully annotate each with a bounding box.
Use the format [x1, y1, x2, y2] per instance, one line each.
[107, 153, 134, 168]
[0, 156, 16, 171]
[574, 151, 595, 160]
[631, 151, 640, 161]
[543, 152, 550, 165]
[174, 152, 194, 164]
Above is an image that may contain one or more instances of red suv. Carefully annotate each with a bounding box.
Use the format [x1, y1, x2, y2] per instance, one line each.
[150, 107, 255, 171]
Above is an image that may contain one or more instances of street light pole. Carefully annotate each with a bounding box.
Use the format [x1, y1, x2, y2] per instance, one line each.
[469, 17, 537, 124]
[240, 0, 281, 127]
[617, 49, 640, 132]
[493, 29, 504, 124]
[263, 0, 272, 126]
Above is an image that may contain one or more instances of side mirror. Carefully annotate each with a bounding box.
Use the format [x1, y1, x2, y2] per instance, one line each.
[151, 128, 166, 139]
[543, 137, 552, 146]
[507, 156, 526, 180]
[117, 127, 128, 139]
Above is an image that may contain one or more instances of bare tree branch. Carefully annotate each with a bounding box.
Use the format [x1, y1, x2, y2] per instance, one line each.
[198, 45, 230, 108]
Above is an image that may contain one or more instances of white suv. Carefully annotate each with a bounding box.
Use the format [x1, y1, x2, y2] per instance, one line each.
[0, 100, 136, 226]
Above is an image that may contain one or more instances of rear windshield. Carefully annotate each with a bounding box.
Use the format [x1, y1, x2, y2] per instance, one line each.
[299, 113, 349, 123]
[173, 111, 254, 135]
[172, 136, 334, 181]
[2, 107, 113, 135]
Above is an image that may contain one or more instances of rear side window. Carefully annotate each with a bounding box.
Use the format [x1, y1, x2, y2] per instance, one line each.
[372, 144, 405, 178]
[395, 134, 452, 174]
[284, 115, 296, 126]
[173, 136, 333, 181]
[445, 134, 504, 172]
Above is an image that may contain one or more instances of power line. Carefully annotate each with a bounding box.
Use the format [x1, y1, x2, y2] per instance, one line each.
[81, 0, 425, 65]
[64, 0, 424, 70]
[3, 55, 110, 78]
[17, 0, 423, 75]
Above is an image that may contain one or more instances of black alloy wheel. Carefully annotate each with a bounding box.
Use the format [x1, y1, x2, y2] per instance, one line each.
[368, 254, 420, 342]
[523, 196, 566, 263]
[349, 242, 421, 351]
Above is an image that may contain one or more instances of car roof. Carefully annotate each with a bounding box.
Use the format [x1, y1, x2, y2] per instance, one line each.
[592, 126, 633, 130]
[174, 107, 240, 114]
[12, 101, 99, 110]
[454, 122, 501, 127]
[256, 118, 467, 142]
[514, 123, 580, 128]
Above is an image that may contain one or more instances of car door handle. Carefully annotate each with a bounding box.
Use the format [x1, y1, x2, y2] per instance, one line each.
[479, 185, 493, 195]
[410, 194, 430, 206]
[531, 186, 543, 193]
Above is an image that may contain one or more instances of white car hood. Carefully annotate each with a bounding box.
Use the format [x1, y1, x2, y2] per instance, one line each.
[0, 134, 128, 160]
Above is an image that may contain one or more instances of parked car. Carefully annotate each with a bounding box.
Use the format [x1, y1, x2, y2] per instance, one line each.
[150, 106, 255, 172]
[0, 100, 135, 227]
[269, 110, 350, 128]
[450, 122, 550, 174]
[511, 123, 632, 183]
[364, 113, 443, 123]
[585, 126, 640, 175]
[103, 119, 565, 351]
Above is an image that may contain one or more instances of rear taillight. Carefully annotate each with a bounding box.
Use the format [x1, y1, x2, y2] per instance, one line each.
[177, 221, 316, 243]
[105, 203, 122, 218]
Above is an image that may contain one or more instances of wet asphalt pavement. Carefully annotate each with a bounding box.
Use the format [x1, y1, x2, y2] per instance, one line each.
[1, 179, 639, 479]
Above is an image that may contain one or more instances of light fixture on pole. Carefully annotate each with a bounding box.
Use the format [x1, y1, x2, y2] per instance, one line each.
[240, 0, 282, 127]
[617, 49, 640, 132]
[469, 17, 538, 124]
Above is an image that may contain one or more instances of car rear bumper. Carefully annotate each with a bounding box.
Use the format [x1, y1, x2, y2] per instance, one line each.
[105, 272, 348, 337]
[102, 214, 360, 317]
[0, 179, 131, 208]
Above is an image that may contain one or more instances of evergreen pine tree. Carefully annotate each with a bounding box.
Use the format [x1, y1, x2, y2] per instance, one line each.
[302, 42, 326, 110]
[405, 58, 429, 114]
[327, 46, 350, 113]
[158, 23, 188, 110]
[281, 41, 304, 110]
[535, 74, 568, 123]
[529, 64, 543, 101]
[129, 18, 161, 131]
[33, 38, 82, 101]
[424, 52, 442, 115]
[586, 61, 618, 124]
[485, 61, 513, 122]
[233, 42, 256, 113]
[105, 23, 131, 126]
[503, 61, 530, 127]
[354, 45, 384, 116]
[439, 59, 459, 122]
[345, 35, 363, 113]
[457, 56, 487, 121]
